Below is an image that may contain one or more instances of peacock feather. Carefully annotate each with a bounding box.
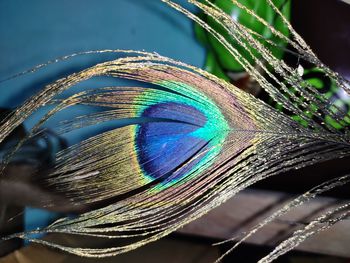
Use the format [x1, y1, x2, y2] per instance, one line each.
[1, 0, 350, 262]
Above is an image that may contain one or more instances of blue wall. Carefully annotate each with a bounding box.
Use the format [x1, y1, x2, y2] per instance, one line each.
[0, 0, 205, 234]
[0, 0, 205, 107]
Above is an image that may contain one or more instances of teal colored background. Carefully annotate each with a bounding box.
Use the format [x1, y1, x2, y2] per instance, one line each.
[0, 0, 205, 107]
[0, 0, 205, 236]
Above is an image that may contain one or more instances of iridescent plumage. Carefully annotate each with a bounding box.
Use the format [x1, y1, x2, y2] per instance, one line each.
[1, 1, 350, 262]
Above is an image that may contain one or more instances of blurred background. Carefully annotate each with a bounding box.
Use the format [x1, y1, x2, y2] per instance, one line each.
[0, 0, 350, 262]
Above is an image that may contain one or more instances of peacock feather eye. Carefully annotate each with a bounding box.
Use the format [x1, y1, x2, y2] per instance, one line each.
[134, 81, 230, 190]
[2, 0, 350, 260]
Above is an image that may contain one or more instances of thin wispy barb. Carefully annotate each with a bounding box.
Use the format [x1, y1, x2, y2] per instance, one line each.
[0, 1, 349, 262]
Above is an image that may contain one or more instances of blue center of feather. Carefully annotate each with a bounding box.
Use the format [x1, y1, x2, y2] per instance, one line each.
[136, 102, 209, 184]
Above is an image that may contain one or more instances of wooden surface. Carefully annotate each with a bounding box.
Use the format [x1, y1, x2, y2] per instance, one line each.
[179, 189, 350, 258]
[0, 238, 219, 263]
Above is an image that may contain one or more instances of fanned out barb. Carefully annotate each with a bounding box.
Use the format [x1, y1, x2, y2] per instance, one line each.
[162, 0, 350, 261]
[1, 51, 350, 257]
[163, 0, 350, 133]
[0, 0, 349, 261]
[214, 174, 350, 263]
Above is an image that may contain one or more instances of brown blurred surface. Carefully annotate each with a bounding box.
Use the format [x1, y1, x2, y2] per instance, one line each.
[0, 238, 219, 263]
[180, 189, 350, 258]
